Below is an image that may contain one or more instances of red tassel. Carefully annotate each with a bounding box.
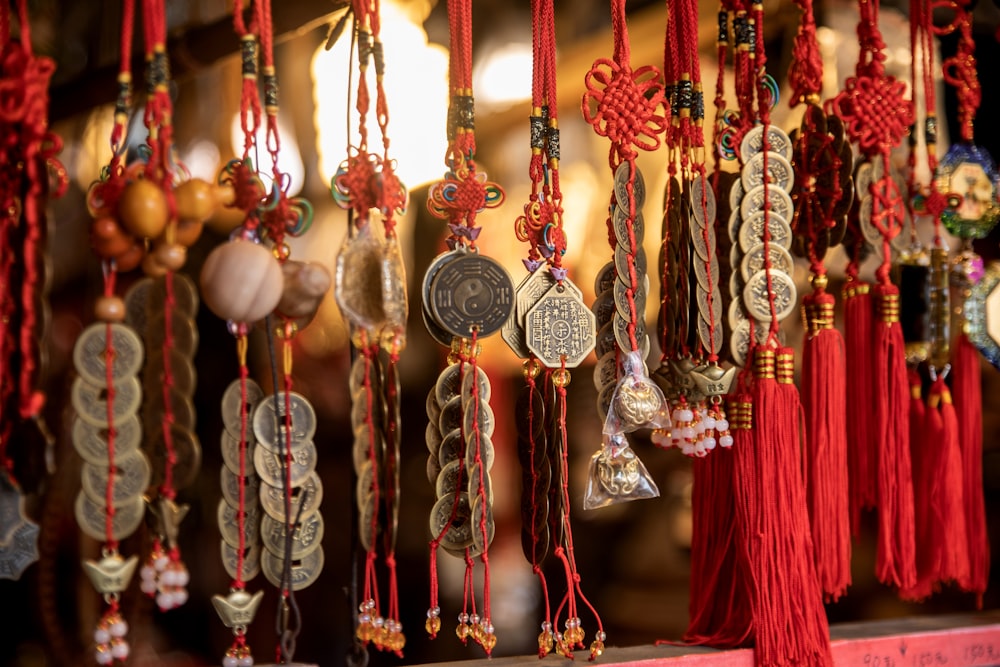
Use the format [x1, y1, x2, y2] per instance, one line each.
[903, 368, 929, 600]
[735, 349, 833, 667]
[801, 289, 850, 601]
[908, 369, 925, 456]
[844, 279, 875, 536]
[953, 333, 989, 605]
[872, 285, 917, 591]
[685, 393, 753, 648]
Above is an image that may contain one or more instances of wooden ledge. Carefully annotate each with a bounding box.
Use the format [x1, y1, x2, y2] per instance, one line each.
[420, 612, 1000, 667]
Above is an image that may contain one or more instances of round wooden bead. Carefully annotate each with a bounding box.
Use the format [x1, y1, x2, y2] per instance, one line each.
[95, 296, 126, 322]
[276, 260, 331, 319]
[175, 179, 216, 223]
[200, 239, 284, 323]
[215, 182, 236, 208]
[91, 217, 131, 258]
[173, 219, 204, 247]
[141, 252, 168, 278]
[153, 243, 187, 272]
[118, 179, 169, 239]
[115, 242, 145, 273]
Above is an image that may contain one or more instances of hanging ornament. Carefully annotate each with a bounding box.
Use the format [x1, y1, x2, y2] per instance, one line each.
[0, 0, 66, 580]
[330, 0, 409, 655]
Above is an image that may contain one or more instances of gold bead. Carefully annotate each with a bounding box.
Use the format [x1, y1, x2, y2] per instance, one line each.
[551, 368, 571, 387]
[811, 273, 828, 292]
[425, 616, 441, 636]
[95, 296, 126, 323]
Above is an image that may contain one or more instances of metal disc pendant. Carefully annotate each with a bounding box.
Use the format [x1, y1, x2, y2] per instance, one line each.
[261, 543, 324, 591]
[429, 251, 514, 338]
[742, 269, 798, 322]
[614, 161, 646, 208]
[72, 323, 144, 388]
[72, 376, 142, 428]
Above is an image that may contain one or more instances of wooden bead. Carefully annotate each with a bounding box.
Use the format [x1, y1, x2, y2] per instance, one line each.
[215, 181, 236, 207]
[152, 242, 187, 272]
[174, 178, 216, 223]
[276, 260, 331, 319]
[91, 217, 131, 258]
[205, 206, 244, 235]
[115, 242, 145, 273]
[200, 239, 284, 323]
[95, 296, 126, 322]
[141, 251, 168, 278]
[173, 219, 204, 247]
[118, 179, 169, 238]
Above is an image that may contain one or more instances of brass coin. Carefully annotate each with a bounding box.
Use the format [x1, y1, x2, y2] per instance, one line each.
[593, 261, 617, 296]
[74, 491, 145, 542]
[348, 354, 382, 397]
[145, 424, 202, 492]
[697, 314, 723, 356]
[741, 151, 795, 192]
[73, 323, 144, 388]
[220, 539, 261, 582]
[426, 453, 443, 487]
[465, 432, 495, 471]
[466, 463, 493, 506]
[690, 218, 717, 262]
[356, 460, 375, 507]
[252, 392, 318, 451]
[614, 161, 646, 208]
[260, 542, 324, 591]
[123, 277, 153, 336]
[614, 245, 647, 284]
[521, 522, 550, 566]
[426, 387, 442, 421]
[221, 466, 262, 510]
[422, 250, 460, 307]
[147, 273, 199, 318]
[696, 285, 722, 325]
[435, 459, 464, 498]
[260, 471, 323, 522]
[438, 396, 464, 435]
[728, 207, 742, 245]
[253, 442, 318, 488]
[688, 174, 718, 227]
[434, 362, 470, 406]
[612, 205, 645, 248]
[729, 176, 745, 214]
[740, 242, 795, 282]
[221, 430, 257, 477]
[144, 349, 196, 397]
[613, 311, 647, 353]
[595, 320, 617, 358]
[515, 386, 547, 442]
[740, 184, 794, 222]
[222, 378, 264, 442]
[428, 492, 473, 551]
[217, 498, 262, 550]
[429, 250, 515, 339]
[693, 254, 722, 293]
[740, 124, 793, 162]
[728, 319, 774, 367]
[592, 289, 616, 327]
[593, 349, 621, 389]
[596, 380, 616, 421]
[72, 376, 142, 428]
[738, 210, 793, 252]
[520, 467, 551, 530]
[438, 429, 464, 467]
[469, 495, 496, 558]
[728, 297, 749, 331]
[614, 274, 649, 318]
[503, 269, 552, 358]
[146, 311, 199, 358]
[424, 420, 443, 455]
[358, 491, 378, 552]
[143, 388, 196, 434]
[461, 364, 492, 405]
[462, 399, 495, 438]
[80, 449, 152, 508]
[526, 285, 597, 368]
[72, 415, 142, 466]
[743, 269, 798, 323]
[350, 389, 384, 431]
[260, 512, 324, 560]
[854, 161, 873, 200]
[421, 301, 454, 347]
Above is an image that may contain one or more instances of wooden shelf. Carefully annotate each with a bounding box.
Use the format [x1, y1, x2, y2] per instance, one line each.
[419, 613, 1000, 667]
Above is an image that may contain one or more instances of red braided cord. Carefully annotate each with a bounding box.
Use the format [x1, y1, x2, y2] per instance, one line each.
[103, 269, 119, 551]
[361, 339, 382, 614]
[938, 0, 979, 143]
[233, 331, 250, 590]
[233, 0, 262, 161]
[787, 0, 823, 105]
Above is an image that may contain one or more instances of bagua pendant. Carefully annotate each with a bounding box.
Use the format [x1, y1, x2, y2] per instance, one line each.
[0, 470, 40, 580]
[934, 144, 1000, 240]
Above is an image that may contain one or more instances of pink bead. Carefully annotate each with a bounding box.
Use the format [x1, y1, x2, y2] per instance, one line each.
[200, 239, 284, 323]
[109, 620, 128, 638]
[715, 418, 730, 431]
[719, 434, 734, 448]
[223, 656, 239, 667]
[94, 628, 111, 644]
[96, 649, 114, 665]
[111, 640, 129, 660]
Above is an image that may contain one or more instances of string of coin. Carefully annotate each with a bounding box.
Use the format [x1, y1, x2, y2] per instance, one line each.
[422, 0, 510, 654]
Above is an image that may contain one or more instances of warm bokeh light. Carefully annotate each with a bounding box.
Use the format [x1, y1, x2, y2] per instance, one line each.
[473, 42, 533, 109]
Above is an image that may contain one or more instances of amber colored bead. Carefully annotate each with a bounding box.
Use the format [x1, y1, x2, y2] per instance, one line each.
[153, 243, 187, 272]
[118, 179, 169, 238]
[174, 178, 216, 223]
[141, 251, 168, 278]
[425, 616, 441, 636]
[173, 219, 204, 247]
[215, 181, 237, 207]
[115, 242, 145, 273]
[90, 217, 131, 258]
[95, 296, 126, 322]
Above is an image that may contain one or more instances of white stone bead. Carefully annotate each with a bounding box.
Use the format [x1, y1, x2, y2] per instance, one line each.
[681, 426, 695, 439]
[719, 434, 734, 448]
[176, 568, 190, 587]
[238, 655, 254, 667]
[716, 419, 729, 432]
[703, 416, 716, 431]
[111, 640, 129, 660]
[96, 649, 114, 665]
[154, 555, 169, 571]
[157, 592, 171, 610]
[94, 628, 111, 644]
[109, 620, 128, 638]
[140, 579, 157, 596]
[704, 436, 717, 451]
[679, 409, 694, 422]
[174, 589, 189, 607]
[140, 565, 157, 581]
[223, 655, 239, 667]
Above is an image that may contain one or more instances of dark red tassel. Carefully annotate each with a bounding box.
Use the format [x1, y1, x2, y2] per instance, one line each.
[844, 278, 875, 536]
[953, 332, 989, 605]
[872, 284, 917, 591]
[801, 288, 850, 601]
[735, 348, 832, 667]
[685, 393, 753, 648]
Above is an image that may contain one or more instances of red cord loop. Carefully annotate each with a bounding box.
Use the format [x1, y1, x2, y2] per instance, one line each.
[582, 60, 666, 165]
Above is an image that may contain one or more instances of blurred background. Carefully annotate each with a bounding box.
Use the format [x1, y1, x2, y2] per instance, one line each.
[4, 0, 1000, 665]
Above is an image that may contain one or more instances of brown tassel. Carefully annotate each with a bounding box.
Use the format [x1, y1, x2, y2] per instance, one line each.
[685, 393, 753, 648]
[801, 285, 850, 601]
[736, 348, 832, 667]
[844, 278, 875, 536]
[953, 332, 989, 605]
[872, 285, 917, 590]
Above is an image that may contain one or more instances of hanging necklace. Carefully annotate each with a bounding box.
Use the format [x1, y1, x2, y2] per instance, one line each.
[330, 0, 409, 655]
[421, 0, 511, 655]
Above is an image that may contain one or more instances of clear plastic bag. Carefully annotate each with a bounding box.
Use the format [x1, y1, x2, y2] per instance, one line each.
[602, 351, 670, 435]
[583, 434, 660, 509]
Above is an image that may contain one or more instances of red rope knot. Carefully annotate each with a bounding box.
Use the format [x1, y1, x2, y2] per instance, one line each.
[427, 164, 504, 230]
[788, 18, 823, 105]
[582, 58, 665, 164]
[376, 160, 407, 226]
[830, 74, 913, 157]
[332, 152, 379, 215]
[0, 44, 54, 125]
[219, 158, 266, 215]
